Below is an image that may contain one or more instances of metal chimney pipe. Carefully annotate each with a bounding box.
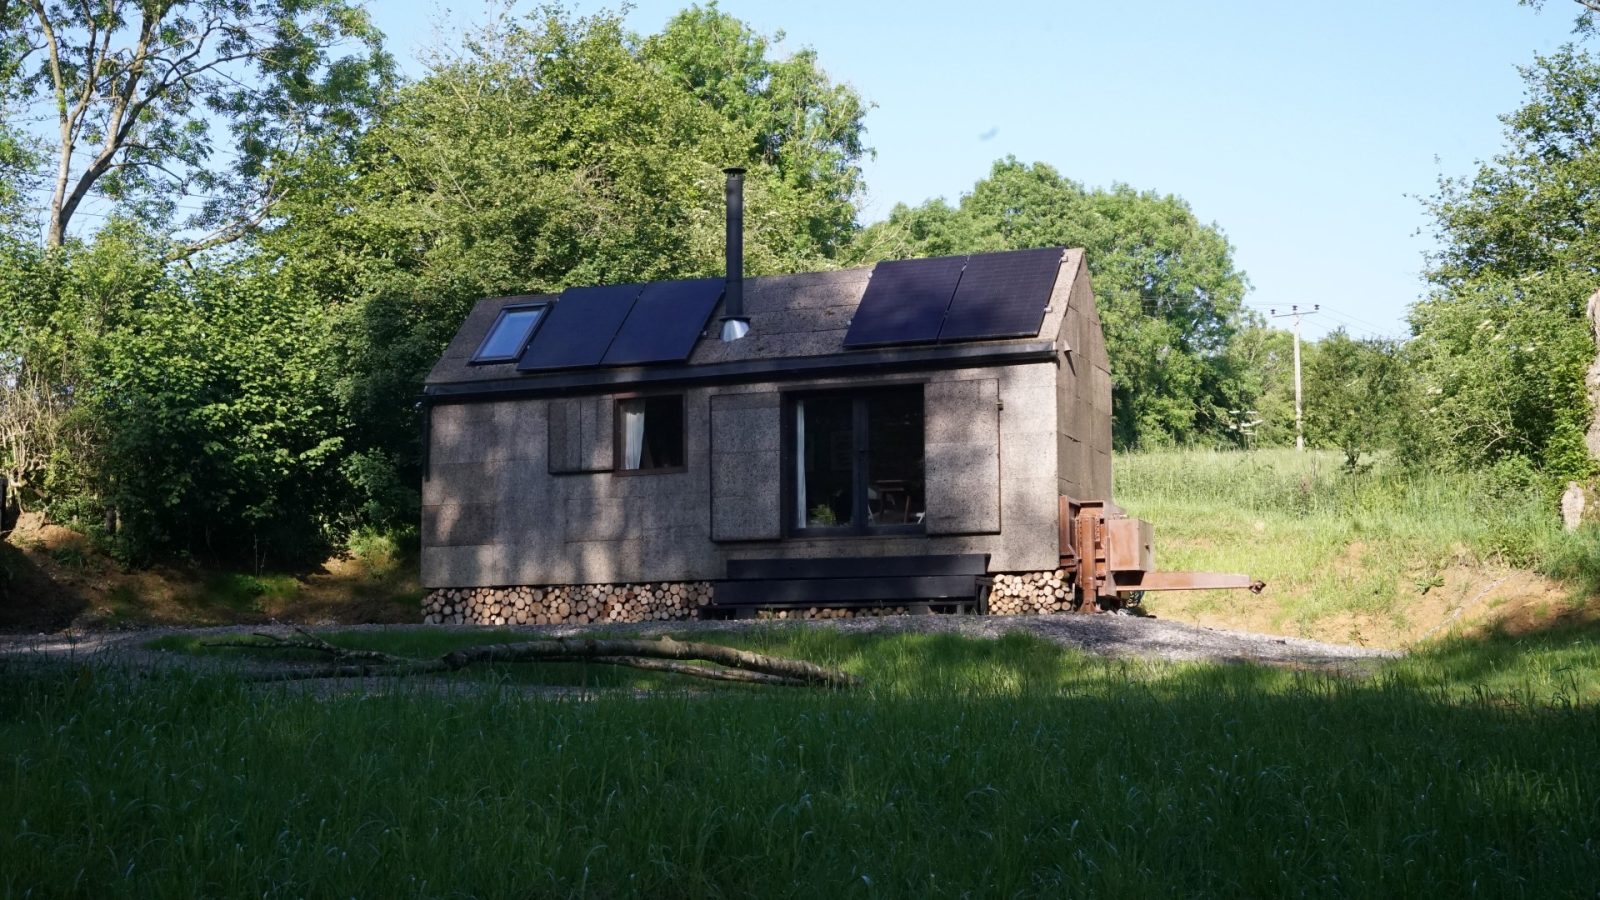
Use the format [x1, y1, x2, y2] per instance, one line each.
[720, 166, 750, 342]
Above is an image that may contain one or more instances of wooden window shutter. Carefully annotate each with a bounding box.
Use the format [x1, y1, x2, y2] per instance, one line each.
[709, 392, 781, 541]
[923, 379, 1001, 534]
[547, 396, 612, 474]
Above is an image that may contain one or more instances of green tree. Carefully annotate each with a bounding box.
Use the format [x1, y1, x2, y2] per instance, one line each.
[860, 157, 1253, 448]
[92, 256, 343, 563]
[643, 2, 870, 262]
[1219, 325, 1298, 448]
[5, 0, 390, 251]
[1522, 0, 1600, 36]
[263, 5, 873, 530]
[10, 226, 347, 563]
[1407, 276, 1594, 477]
[1412, 46, 1600, 479]
[1302, 330, 1407, 469]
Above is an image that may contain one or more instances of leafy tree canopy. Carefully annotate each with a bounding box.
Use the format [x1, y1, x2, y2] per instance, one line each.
[1411, 46, 1600, 479]
[259, 3, 872, 533]
[1302, 330, 1407, 469]
[3, 0, 392, 251]
[858, 157, 1254, 448]
[643, 2, 871, 261]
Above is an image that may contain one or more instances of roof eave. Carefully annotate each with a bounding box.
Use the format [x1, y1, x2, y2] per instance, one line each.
[423, 340, 1058, 403]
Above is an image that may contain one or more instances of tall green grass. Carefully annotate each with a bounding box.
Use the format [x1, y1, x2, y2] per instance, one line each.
[4, 633, 1598, 898]
[1115, 449, 1594, 631]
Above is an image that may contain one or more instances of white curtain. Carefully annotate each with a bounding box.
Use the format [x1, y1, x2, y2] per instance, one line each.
[794, 401, 807, 527]
[623, 403, 646, 469]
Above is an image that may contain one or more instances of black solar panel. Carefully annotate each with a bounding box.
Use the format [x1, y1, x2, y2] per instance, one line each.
[842, 255, 967, 348]
[602, 277, 723, 366]
[937, 247, 1064, 342]
[516, 282, 642, 371]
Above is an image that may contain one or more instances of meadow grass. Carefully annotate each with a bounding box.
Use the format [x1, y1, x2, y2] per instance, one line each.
[1391, 618, 1600, 704]
[1115, 448, 1596, 631]
[149, 622, 1600, 704]
[5, 629, 1599, 897]
[144, 628, 1175, 695]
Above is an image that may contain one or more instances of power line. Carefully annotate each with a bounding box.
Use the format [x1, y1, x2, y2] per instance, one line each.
[1320, 305, 1405, 335]
[1246, 303, 1407, 340]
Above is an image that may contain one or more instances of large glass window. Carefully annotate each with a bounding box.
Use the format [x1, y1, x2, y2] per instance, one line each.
[616, 395, 686, 473]
[471, 304, 548, 363]
[792, 387, 925, 534]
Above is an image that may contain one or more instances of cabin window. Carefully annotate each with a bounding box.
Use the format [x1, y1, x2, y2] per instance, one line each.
[790, 386, 925, 535]
[471, 303, 548, 364]
[615, 395, 686, 473]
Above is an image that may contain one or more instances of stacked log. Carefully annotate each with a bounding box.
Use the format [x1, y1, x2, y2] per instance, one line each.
[754, 607, 910, 620]
[421, 582, 713, 626]
[988, 570, 1078, 615]
[423, 573, 1089, 623]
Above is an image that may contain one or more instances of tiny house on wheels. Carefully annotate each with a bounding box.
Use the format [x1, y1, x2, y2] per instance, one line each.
[419, 171, 1258, 626]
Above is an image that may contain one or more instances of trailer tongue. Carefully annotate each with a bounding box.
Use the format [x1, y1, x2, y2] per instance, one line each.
[1059, 497, 1265, 614]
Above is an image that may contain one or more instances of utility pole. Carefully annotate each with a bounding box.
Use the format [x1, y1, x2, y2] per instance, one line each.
[1270, 305, 1319, 451]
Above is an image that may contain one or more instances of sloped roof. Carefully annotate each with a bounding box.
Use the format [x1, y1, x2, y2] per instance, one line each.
[425, 247, 1085, 396]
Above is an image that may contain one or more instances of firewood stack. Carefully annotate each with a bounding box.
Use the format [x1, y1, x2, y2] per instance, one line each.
[987, 571, 1077, 615]
[754, 607, 911, 620]
[422, 582, 713, 626]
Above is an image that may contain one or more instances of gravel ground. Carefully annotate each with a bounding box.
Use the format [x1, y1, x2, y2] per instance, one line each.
[0, 614, 1397, 678]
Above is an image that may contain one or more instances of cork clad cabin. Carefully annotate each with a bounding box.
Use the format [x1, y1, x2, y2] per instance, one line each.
[419, 171, 1120, 626]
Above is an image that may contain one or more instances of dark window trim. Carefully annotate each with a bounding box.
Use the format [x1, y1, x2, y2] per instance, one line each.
[612, 392, 688, 476]
[781, 385, 927, 539]
[469, 302, 550, 365]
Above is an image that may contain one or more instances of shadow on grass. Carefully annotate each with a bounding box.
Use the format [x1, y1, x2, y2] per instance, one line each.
[1397, 616, 1600, 703]
[148, 626, 1314, 699]
[0, 542, 87, 632]
[1, 649, 1597, 897]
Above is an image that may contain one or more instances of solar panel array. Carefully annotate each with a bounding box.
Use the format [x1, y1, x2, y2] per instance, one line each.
[601, 278, 723, 366]
[937, 247, 1065, 342]
[517, 283, 642, 371]
[517, 278, 722, 371]
[513, 245, 1061, 372]
[841, 247, 1064, 349]
[840, 256, 967, 348]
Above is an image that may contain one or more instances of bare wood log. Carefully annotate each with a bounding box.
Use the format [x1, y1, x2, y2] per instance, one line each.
[584, 656, 807, 686]
[459, 636, 862, 687]
[208, 633, 859, 688]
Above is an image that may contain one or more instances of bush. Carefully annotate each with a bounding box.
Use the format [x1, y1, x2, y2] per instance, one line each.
[345, 526, 418, 574]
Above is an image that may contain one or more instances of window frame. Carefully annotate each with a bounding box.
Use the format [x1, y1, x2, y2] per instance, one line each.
[612, 392, 688, 476]
[781, 385, 927, 538]
[469, 301, 550, 365]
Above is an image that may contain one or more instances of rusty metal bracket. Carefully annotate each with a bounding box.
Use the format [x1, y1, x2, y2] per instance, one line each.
[1111, 572, 1266, 593]
[1058, 495, 1265, 612]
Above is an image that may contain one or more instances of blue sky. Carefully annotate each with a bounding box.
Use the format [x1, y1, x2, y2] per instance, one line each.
[376, 2, 1576, 339]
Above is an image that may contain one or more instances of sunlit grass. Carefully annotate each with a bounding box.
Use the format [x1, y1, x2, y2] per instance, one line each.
[1116, 448, 1588, 632]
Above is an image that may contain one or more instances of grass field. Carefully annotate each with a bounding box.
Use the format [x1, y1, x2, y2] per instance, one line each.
[1116, 449, 1600, 641]
[5, 449, 1600, 896]
[4, 628, 1599, 897]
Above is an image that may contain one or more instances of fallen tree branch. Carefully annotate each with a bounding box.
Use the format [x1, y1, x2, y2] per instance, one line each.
[586, 656, 809, 686]
[205, 632, 859, 688]
[440, 637, 860, 688]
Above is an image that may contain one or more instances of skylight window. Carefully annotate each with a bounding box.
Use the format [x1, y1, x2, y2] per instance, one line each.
[471, 304, 548, 364]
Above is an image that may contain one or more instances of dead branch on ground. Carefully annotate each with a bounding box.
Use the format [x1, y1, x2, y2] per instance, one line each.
[204, 628, 858, 688]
